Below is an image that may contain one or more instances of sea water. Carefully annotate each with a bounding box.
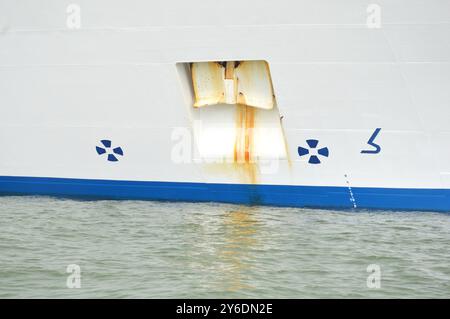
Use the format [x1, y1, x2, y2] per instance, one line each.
[0, 196, 448, 298]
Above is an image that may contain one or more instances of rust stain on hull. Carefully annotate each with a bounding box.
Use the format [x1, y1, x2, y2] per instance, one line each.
[190, 60, 291, 185]
[234, 104, 257, 184]
[192, 61, 274, 110]
[191, 62, 224, 107]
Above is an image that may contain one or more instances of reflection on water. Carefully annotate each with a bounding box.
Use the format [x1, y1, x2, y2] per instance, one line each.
[0, 196, 449, 298]
[219, 208, 259, 292]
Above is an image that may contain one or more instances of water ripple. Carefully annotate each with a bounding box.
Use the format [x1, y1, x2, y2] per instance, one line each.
[0, 196, 449, 298]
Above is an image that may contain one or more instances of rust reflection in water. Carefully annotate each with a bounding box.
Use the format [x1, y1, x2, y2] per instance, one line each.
[217, 206, 260, 293]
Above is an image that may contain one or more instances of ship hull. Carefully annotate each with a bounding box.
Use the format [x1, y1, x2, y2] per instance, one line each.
[1, 176, 449, 212]
[1, 1, 450, 211]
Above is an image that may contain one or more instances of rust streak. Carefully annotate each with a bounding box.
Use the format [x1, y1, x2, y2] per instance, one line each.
[234, 104, 244, 163]
[244, 105, 254, 163]
[225, 61, 235, 80]
[234, 103, 257, 184]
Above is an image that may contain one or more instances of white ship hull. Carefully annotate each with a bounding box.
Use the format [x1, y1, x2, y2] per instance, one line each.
[1, 0, 450, 211]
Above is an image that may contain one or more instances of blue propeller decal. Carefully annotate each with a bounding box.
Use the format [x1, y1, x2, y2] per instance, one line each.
[298, 139, 329, 164]
[96, 140, 124, 162]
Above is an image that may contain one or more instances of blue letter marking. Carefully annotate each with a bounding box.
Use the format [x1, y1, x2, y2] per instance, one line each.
[361, 128, 382, 154]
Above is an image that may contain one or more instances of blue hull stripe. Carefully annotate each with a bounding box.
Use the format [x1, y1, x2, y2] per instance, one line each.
[0, 176, 449, 212]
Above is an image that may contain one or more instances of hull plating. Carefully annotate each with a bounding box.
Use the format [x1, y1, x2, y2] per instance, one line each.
[1, 1, 450, 211]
